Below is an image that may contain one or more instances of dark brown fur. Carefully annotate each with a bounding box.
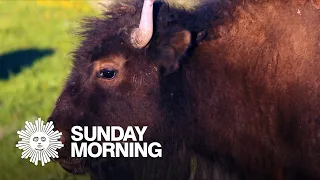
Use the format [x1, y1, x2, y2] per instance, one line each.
[48, 0, 320, 179]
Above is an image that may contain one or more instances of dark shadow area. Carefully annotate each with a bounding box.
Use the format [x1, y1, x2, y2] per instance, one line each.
[0, 48, 54, 79]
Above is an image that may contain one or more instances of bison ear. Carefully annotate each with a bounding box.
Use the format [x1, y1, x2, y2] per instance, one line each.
[150, 28, 192, 75]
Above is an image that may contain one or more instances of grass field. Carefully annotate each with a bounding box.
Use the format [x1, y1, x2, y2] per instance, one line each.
[0, 1, 95, 179]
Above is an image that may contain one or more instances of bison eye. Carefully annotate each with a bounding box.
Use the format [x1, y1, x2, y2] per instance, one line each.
[98, 69, 117, 79]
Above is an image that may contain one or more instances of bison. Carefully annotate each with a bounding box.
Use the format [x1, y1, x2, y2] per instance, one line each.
[48, 0, 320, 179]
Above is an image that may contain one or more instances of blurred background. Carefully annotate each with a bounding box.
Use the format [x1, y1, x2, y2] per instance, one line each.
[0, 1, 96, 179]
[0, 0, 198, 180]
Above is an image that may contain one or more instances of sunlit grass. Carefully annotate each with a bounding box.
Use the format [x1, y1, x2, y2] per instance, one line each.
[0, 1, 96, 180]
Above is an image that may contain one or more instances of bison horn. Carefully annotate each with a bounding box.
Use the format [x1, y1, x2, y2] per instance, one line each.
[131, 0, 155, 48]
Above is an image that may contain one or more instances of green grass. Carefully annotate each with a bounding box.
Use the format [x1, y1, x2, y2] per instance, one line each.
[0, 1, 96, 179]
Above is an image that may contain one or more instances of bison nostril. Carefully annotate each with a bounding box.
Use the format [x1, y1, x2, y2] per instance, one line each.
[55, 129, 68, 144]
[59, 135, 66, 144]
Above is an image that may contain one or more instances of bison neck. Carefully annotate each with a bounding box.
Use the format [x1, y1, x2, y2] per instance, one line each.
[181, 2, 320, 177]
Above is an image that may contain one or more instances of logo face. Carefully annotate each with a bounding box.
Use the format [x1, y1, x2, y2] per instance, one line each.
[16, 118, 64, 166]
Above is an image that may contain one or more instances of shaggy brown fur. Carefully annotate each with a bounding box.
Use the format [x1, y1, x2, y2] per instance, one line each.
[48, 0, 320, 179]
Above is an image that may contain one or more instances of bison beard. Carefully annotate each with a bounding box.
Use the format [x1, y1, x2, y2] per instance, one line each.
[48, 0, 320, 180]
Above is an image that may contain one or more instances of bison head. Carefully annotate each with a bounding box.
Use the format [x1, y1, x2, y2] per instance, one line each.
[47, 0, 204, 175]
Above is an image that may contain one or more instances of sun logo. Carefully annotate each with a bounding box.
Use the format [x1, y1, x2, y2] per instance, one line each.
[16, 118, 64, 166]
